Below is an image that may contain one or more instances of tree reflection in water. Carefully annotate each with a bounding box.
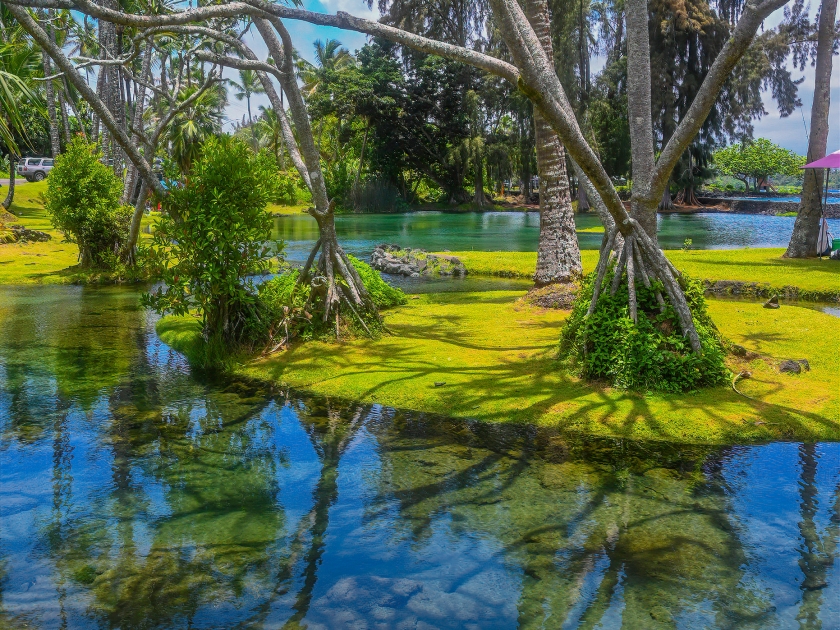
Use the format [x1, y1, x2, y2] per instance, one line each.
[0, 286, 839, 629]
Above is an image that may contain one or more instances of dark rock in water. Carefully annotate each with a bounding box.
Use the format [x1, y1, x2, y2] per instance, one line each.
[796, 359, 810, 371]
[370, 244, 467, 278]
[779, 360, 801, 374]
[763, 295, 779, 309]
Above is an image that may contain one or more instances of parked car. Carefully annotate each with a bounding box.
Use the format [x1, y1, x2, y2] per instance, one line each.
[16, 157, 54, 182]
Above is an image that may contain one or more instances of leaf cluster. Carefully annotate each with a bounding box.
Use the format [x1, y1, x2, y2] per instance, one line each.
[142, 135, 282, 347]
[44, 137, 131, 268]
[559, 268, 729, 392]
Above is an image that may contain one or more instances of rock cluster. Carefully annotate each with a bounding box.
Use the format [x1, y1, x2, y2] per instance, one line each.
[370, 244, 467, 278]
[0, 225, 52, 244]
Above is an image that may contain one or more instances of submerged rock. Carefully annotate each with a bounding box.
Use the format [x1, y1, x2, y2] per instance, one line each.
[370, 244, 467, 278]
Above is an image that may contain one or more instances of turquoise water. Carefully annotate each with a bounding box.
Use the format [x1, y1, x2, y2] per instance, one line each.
[272, 211, 840, 264]
[1, 286, 839, 628]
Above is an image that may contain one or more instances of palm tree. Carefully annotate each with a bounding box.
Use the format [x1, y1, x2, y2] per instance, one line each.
[227, 68, 265, 127]
[0, 11, 42, 210]
[163, 83, 226, 173]
[294, 39, 354, 97]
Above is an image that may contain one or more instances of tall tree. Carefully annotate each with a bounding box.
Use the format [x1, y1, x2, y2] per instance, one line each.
[785, 0, 838, 258]
[228, 68, 265, 126]
[527, 0, 582, 285]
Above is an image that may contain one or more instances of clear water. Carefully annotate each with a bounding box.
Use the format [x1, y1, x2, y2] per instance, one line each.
[2, 286, 839, 629]
[273, 211, 840, 264]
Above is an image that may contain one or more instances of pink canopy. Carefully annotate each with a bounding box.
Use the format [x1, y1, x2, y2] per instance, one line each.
[802, 149, 840, 169]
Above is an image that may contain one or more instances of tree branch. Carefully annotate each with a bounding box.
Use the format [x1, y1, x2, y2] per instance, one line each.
[6, 3, 164, 197]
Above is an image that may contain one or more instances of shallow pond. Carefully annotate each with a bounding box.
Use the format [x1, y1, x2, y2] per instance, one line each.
[273, 211, 840, 264]
[1, 286, 839, 629]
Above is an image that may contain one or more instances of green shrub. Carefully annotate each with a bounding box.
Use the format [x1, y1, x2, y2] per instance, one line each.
[44, 137, 132, 268]
[142, 136, 282, 351]
[275, 168, 310, 205]
[259, 257, 406, 343]
[558, 268, 729, 392]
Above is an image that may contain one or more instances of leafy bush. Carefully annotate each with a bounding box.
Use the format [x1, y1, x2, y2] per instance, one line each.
[44, 137, 132, 267]
[275, 168, 310, 205]
[260, 257, 406, 344]
[558, 268, 729, 392]
[143, 136, 282, 351]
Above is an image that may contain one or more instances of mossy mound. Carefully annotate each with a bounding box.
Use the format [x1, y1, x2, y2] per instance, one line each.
[523, 283, 579, 309]
[559, 269, 730, 392]
[260, 256, 407, 344]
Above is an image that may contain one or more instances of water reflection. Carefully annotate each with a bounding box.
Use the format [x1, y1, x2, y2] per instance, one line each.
[1, 286, 839, 629]
[272, 211, 840, 264]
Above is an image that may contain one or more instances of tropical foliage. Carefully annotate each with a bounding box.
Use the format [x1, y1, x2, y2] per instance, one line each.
[712, 138, 806, 191]
[143, 136, 281, 348]
[43, 137, 131, 267]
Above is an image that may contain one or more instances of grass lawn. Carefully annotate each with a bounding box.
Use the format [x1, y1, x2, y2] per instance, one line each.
[0, 181, 158, 285]
[158, 291, 840, 445]
[446, 249, 840, 298]
[267, 201, 311, 215]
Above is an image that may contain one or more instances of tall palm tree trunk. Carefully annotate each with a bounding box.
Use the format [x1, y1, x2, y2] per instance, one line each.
[41, 14, 61, 157]
[785, 0, 837, 258]
[526, 0, 582, 286]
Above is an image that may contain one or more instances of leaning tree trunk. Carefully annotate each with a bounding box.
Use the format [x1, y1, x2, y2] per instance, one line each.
[2, 156, 16, 210]
[526, 0, 582, 286]
[785, 0, 837, 258]
[255, 17, 377, 335]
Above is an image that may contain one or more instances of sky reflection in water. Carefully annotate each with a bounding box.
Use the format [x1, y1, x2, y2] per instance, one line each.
[1, 286, 839, 629]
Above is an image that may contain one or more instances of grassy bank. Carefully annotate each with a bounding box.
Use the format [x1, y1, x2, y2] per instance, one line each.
[446, 249, 840, 301]
[158, 291, 840, 445]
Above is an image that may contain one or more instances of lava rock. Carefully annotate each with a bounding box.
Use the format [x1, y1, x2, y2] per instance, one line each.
[370, 244, 467, 278]
[779, 359, 801, 374]
[763, 295, 779, 309]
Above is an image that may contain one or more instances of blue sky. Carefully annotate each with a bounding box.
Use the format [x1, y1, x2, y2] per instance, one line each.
[224, 0, 840, 157]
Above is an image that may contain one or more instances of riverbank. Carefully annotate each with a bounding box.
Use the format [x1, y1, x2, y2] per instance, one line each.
[445, 249, 840, 302]
[158, 291, 840, 445]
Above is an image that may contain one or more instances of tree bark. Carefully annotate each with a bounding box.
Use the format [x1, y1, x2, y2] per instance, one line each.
[659, 185, 673, 211]
[785, 0, 837, 258]
[122, 41, 152, 204]
[577, 179, 589, 211]
[625, 0, 658, 241]
[254, 17, 375, 327]
[41, 13, 61, 157]
[2, 156, 16, 210]
[473, 153, 491, 207]
[526, 0, 582, 286]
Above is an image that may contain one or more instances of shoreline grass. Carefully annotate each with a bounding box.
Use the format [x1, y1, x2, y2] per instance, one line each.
[444, 249, 840, 302]
[158, 291, 840, 446]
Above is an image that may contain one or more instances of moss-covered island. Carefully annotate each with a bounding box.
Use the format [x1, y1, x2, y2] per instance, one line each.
[159, 288, 840, 445]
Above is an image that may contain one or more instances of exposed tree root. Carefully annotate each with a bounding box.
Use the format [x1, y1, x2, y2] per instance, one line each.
[588, 219, 702, 353]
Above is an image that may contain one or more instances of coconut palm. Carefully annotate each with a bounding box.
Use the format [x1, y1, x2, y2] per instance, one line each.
[228, 68, 265, 127]
[163, 82, 227, 173]
[294, 39, 354, 97]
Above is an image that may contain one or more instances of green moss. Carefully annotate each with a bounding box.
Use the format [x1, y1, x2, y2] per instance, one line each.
[158, 291, 840, 445]
[443, 249, 840, 300]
